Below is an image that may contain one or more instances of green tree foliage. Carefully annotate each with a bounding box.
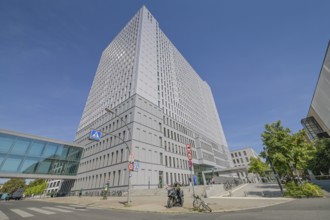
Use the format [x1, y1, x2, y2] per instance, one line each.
[284, 181, 323, 198]
[24, 179, 47, 196]
[248, 157, 269, 177]
[261, 121, 316, 179]
[308, 138, 330, 175]
[0, 178, 26, 193]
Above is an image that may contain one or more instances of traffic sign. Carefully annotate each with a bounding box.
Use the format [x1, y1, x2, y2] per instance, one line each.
[133, 161, 140, 172]
[188, 160, 193, 168]
[89, 130, 102, 141]
[186, 143, 193, 160]
[128, 154, 134, 163]
[128, 162, 134, 171]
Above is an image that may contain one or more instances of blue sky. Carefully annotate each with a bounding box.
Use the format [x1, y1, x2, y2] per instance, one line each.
[0, 0, 329, 155]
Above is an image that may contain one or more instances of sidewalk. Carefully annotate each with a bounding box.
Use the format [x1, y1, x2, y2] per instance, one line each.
[35, 186, 294, 213]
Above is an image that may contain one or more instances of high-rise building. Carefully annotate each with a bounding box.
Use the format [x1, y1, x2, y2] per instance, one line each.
[72, 6, 231, 194]
[302, 42, 330, 140]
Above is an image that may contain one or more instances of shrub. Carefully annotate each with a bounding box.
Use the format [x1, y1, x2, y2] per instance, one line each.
[284, 181, 323, 198]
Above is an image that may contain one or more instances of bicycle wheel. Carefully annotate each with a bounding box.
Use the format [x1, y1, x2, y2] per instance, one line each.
[117, 191, 122, 197]
[167, 198, 173, 208]
[201, 201, 212, 212]
[193, 198, 201, 209]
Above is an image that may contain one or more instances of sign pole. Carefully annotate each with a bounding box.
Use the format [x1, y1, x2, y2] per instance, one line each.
[186, 144, 195, 195]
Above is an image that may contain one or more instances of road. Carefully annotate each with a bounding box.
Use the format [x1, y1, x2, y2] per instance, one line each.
[0, 197, 329, 220]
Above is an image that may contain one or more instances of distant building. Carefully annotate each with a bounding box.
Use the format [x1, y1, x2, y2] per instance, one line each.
[45, 179, 74, 196]
[230, 147, 260, 182]
[45, 179, 63, 195]
[301, 42, 330, 140]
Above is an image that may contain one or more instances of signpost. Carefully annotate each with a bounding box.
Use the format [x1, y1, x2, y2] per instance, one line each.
[186, 144, 195, 194]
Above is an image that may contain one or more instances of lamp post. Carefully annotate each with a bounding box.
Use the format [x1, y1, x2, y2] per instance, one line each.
[263, 147, 284, 195]
[105, 107, 132, 205]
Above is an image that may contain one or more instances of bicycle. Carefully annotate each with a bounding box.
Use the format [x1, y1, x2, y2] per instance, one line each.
[192, 194, 212, 212]
[110, 190, 122, 197]
[223, 180, 233, 191]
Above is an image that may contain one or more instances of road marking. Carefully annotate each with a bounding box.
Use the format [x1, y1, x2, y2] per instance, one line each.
[11, 209, 34, 218]
[27, 207, 55, 215]
[43, 206, 73, 213]
[56, 206, 86, 211]
[0, 210, 9, 220]
[69, 204, 85, 207]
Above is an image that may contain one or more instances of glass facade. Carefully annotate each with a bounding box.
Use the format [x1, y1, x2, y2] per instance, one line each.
[0, 130, 83, 176]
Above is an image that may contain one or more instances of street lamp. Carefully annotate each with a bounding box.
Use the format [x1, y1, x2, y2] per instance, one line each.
[105, 107, 133, 205]
[263, 147, 284, 195]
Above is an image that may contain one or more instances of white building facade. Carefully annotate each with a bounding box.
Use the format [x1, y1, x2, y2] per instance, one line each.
[231, 147, 260, 182]
[71, 6, 232, 194]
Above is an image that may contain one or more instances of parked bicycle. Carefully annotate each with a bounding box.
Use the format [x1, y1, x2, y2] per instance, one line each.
[192, 194, 212, 212]
[224, 178, 243, 191]
[110, 190, 122, 197]
[224, 180, 233, 191]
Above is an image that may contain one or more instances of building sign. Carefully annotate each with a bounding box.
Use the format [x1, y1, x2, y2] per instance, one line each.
[89, 130, 101, 141]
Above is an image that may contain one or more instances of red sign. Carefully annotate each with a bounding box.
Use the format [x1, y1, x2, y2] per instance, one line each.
[188, 160, 193, 168]
[186, 144, 192, 160]
[128, 162, 134, 171]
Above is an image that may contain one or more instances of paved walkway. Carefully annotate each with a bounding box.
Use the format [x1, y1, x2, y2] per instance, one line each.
[33, 183, 294, 213]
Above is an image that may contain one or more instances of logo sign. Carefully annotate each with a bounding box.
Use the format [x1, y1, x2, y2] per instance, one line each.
[89, 130, 101, 141]
[128, 162, 134, 171]
[133, 161, 140, 172]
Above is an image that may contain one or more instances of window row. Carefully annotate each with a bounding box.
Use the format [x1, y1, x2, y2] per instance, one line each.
[80, 148, 126, 173]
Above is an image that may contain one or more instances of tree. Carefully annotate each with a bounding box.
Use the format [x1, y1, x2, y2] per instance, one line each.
[248, 157, 269, 177]
[308, 138, 330, 175]
[24, 179, 47, 196]
[0, 178, 26, 193]
[261, 121, 316, 180]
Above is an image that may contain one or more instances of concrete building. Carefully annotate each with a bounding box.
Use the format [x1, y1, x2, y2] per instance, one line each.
[301, 42, 330, 140]
[231, 147, 260, 182]
[71, 6, 231, 195]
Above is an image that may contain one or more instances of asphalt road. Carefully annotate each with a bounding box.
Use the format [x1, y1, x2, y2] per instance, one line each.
[0, 197, 329, 220]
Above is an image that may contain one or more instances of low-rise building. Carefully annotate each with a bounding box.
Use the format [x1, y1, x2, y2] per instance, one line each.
[230, 147, 260, 182]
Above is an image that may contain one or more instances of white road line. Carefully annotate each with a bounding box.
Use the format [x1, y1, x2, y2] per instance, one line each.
[69, 204, 85, 207]
[27, 207, 56, 215]
[43, 207, 72, 213]
[56, 206, 86, 211]
[11, 209, 34, 218]
[0, 210, 9, 220]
